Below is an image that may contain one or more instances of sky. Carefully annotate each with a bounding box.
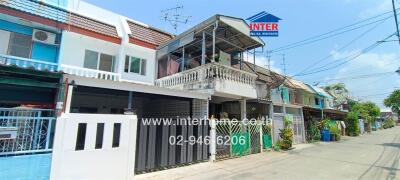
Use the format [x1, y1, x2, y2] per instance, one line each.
[84, 0, 400, 111]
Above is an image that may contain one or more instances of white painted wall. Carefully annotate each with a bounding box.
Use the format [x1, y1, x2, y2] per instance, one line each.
[0, 29, 10, 55]
[59, 31, 120, 68]
[50, 113, 137, 180]
[59, 31, 158, 84]
[121, 43, 157, 84]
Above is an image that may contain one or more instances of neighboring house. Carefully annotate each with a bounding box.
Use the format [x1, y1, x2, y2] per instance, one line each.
[269, 72, 306, 145]
[0, 1, 208, 179]
[323, 84, 350, 112]
[381, 111, 399, 121]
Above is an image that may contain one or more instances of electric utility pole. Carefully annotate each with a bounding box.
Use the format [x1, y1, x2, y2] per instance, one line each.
[392, 0, 400, 45]
[280, 54, 286, 76]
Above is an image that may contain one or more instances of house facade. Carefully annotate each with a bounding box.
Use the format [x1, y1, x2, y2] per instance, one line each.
[0, 0, 348, 179]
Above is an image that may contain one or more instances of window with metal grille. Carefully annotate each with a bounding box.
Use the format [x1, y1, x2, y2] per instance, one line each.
[7, 32, 32, 58]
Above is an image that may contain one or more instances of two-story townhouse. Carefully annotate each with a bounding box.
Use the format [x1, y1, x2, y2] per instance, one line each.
[269, 72, 306, 145]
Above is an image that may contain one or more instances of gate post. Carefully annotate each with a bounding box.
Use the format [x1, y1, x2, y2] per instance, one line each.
[209, 116, 216, 162]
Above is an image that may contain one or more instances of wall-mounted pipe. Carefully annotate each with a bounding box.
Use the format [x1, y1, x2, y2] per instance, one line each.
[212, 21, 219, 62]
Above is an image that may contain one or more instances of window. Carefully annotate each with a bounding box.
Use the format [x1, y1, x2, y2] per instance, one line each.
[124, 55, 146, 75]
[95, 123, 104, 149]
[315, 98, 320, 105]
[75, 123, 87, 151]
[112, 123, 121, 148]
[8, 32, 32, 58]
[84, 50, 115, 72]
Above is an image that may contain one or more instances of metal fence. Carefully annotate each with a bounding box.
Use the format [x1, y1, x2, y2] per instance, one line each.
[215, 120, 267, 160]
[0, 108, 56, 155]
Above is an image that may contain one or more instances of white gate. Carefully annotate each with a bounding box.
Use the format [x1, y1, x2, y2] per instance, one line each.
[292, 115, 305, 144]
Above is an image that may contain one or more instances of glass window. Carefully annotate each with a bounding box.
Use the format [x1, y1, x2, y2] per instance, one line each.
[124, 55, 146, 75]
[140, 59, 146, 75]
[112, 123, 121, 148]
[75, 123, 87, 151]
[84, 50, 98, 70]
[8, 32, 32, 58]
[99, 53, 114, 72]
[95, 123, 104, 149]
[130, 57, 140, 74]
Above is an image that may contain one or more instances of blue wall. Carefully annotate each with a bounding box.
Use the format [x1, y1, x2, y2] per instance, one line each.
[0, 20, 59, 63]
[0, 20, 32, 35]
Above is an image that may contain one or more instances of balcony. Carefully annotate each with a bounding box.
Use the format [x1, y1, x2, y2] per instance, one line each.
[155, 62, 258, 98]
[0, 54, 58, 72]
[60, 64, 121, 81]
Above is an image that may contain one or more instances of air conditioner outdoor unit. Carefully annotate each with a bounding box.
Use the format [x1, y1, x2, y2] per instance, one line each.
[32, 29, 57, 45]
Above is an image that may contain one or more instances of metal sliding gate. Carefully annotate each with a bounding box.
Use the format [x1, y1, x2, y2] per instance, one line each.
[215, 120, 265, 160]
[0, 108, 56, 155]
[135, 99, 209, 174]
[292, 115, 305, 144]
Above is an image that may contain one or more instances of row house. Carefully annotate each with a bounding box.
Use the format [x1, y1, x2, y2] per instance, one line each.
[269, 72, 306, 145]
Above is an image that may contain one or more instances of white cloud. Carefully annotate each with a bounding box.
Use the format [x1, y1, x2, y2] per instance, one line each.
[327, 50, 400, 109]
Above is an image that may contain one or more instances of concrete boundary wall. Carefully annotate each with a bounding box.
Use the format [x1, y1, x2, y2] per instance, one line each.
[50, 113, 137, 180]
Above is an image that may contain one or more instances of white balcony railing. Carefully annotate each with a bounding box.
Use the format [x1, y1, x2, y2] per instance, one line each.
[60, 64, 121, 81]
[155, 62, 257, 88]
[0, 54, 58, 72]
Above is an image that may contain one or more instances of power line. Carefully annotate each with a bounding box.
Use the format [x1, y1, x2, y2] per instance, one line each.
[269, 9, 397, 53]
[315, 72, 393, 83]
[295, 33, 396, 76]
[294, 19, 389, 77]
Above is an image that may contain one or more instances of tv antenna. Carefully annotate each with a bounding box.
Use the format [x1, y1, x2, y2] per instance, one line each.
[161, 4, 191, 33]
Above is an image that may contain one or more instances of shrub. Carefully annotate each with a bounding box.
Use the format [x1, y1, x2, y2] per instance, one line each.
[306, 120, 321, 142]
[383, 118, 396, 129]
[329, 125, 341, 141]
[345, 112, 360, 136]
[278, 116, 294, 150]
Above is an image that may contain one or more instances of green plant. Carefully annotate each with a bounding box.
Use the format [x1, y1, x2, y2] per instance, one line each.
[329, 125, 341, 141]
[383, 118, 396, 129]
[306, 120, 321, 142]
[278, 116, 293, 150]
[345, 111, 360, 136]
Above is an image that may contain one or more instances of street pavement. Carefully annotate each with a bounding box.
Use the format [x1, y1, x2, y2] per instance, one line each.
[135, 126, 400, 180]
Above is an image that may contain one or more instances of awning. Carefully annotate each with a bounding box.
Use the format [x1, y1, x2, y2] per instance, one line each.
[0, 65, 62, 88]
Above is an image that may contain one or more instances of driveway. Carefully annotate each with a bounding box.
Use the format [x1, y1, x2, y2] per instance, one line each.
[135, 127, 400, 180]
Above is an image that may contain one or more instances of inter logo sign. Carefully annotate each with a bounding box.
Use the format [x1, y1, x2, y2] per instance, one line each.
[247, 11, 281, 37]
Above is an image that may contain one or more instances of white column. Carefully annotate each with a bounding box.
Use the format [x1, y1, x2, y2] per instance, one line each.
[64, 84, 74, 114]
[240, 99, 247, 121]
[209, 116, 216, 162]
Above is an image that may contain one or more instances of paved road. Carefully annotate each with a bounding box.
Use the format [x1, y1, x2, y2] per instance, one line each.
[135, 127, 400, 180]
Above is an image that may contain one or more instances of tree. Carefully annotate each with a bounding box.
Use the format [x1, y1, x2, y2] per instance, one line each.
[345, 111, 360, 136]
[351, 101, 380, 133]
[384, 90, 400, 114]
